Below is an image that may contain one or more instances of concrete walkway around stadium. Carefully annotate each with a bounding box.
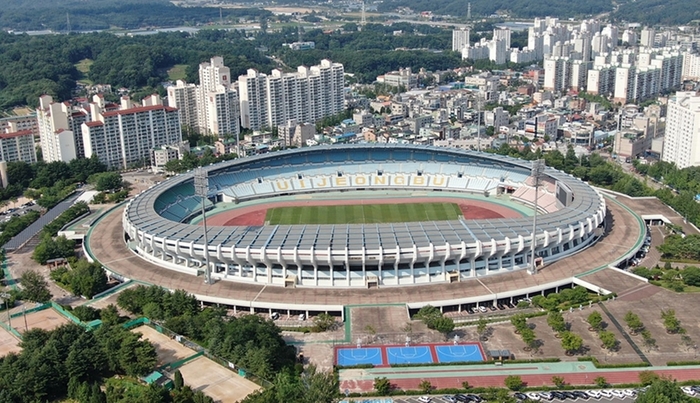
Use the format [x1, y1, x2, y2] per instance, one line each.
[339, 361, 700, 392]
[84, 193, 645, 311]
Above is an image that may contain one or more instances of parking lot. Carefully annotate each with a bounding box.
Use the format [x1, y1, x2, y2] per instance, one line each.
[346, 387, 698, 402]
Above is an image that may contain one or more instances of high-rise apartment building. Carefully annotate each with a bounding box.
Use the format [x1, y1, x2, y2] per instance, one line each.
[0, 124, 37, 164]
[452, 28, 470, 52]
[640, 27, 655, 48]
[166, 57, 240, 140]
[82, 95, 181, 169]
[682, 52, 700, 81]
[662, 91, 700, 169]
[167, 80, 198, 130]
[37, 95, 90, 163]
[238, 59, 345, 130]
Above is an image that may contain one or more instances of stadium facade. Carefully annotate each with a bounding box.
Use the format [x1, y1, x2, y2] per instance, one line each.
[123, 144, 606, 288]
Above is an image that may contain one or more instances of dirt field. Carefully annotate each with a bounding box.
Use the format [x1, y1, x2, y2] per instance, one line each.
[132, 325, 197, 366]
[0, 326, 21, 356]
[18, 307, 70, 334]
[602, 287, 700, 366]
[178, 356, 261, 403]
[207, 198, 521, 226]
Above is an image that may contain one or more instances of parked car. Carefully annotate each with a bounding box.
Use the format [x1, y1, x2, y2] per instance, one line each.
[610, 389, 625, 398]
[478, 306, 488, 313]
[418, 396, 432, 403]
[513, 392, 527, 400]
[270, 312, 280, 320]
[525, 392, 541, 400]
[682, 386, 696, 396]
[442, 396, 457, 403]
[572, 391, 589, 399]
[538, 391, 553, 400]
[586, 390, 601, 398]
[599, 390, 612, 398]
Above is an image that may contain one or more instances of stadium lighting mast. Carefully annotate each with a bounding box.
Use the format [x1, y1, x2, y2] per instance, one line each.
[194, 168, 212, 285]
[529, 159, 545, 275]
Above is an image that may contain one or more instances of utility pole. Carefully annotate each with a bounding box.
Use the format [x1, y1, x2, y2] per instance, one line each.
[0, 292, 11, 330]
[529, 159, 546, 275]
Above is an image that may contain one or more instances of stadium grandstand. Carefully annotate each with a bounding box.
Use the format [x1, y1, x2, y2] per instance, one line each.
[123, 144, 606, 288]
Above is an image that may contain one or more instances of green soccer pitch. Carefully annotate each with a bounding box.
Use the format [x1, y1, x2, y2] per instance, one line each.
[265, 202, 463, 225]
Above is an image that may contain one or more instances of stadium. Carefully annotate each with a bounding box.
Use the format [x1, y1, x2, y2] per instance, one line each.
[122, 144, 607, 291]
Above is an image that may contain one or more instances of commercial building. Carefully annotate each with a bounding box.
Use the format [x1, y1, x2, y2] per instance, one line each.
[278, 120, 316, 148]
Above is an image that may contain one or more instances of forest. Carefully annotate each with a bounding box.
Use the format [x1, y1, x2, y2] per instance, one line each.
[0, 0, 271, 31]
[0, 24, 467, 110]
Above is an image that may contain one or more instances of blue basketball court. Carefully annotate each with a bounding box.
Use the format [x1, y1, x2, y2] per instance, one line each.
[386, 346, 433, 365]
[335, 342, 485, 366]
[336, 347, 383, 366]
[434, 344, 485, 363]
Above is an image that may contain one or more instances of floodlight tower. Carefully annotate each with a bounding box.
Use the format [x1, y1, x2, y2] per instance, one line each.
[194, 168, 212, 285]
[529, 159, 545, 275]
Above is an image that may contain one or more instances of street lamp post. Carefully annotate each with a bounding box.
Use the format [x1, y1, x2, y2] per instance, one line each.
[193, 168, 212, 285]
[529, 159, 546, 275]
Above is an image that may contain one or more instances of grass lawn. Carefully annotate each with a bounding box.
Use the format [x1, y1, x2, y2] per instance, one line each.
[75, 58, 94, 85]
[265, 202, 462, 225]
[167, 64, 189, 81]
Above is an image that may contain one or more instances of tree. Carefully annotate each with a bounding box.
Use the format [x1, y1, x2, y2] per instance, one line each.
[639, 371, 661, 386]
[70, 260, 109, 298]
[599, 330, 618, 350]
[594, 376, 607, 388]
[476, 316, 488, 339]
[636, 378, 694, 403]
[661, 309, 682, 334]
[418, 379, 433, 393]
[374, 377, 391, 395]
[560, 331, 583, 355]
[432, 316, 455, 338]
[682, 266, 700, 286]
[551, 376, 566, 388]
[510, 313, 527, 332]
[624, 311, 644, 334]
[504, 375, 523, 391]
[90, 172, 123, 192]
[20, 270, 52, 303]
[547, 311, 567, 333]
[174, 370, 184, 390]
[587, 311, 603, 331]
[312, 313, 335, 332]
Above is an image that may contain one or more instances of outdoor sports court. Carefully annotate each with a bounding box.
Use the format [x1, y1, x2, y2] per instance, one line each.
[335, 342, 486, 366]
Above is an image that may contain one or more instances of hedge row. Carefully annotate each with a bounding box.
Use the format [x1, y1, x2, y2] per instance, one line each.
[577, 356, 650, 368]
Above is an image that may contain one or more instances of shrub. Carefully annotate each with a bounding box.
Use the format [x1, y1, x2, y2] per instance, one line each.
[552, 376, 566, 387]
[504, 375, 524, 391]
[419, 379, 433, 393]
[374, 377, 391, 395]
[638, 371, 660, 386]
[594, 376, 608, 388]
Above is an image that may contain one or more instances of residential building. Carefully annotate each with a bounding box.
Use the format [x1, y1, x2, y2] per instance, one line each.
[81, 95, 182, 169]
[239, 60, 345, 130]
[151, 141, 190, 173]
[278, 120, 316, 148]
[662, 91, 700, 169]
[167, 80, 198, 130]
[452, 28, 470, 52]
[37, 95, 88, 163]
[0, 125, 37, 163]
